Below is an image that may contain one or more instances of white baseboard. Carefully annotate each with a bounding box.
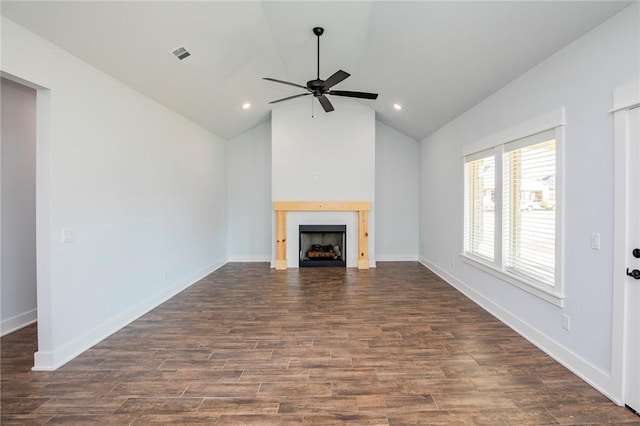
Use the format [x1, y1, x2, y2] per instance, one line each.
[1, 309, 37, 337]
[419, 256, 621, 406]
[32, 259, 227, 371]
[227, 255, 271, 262]
[376, 254, 419, 262]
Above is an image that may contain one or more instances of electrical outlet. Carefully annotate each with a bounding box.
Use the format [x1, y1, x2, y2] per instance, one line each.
[562, 314, 571, 331]
[591, 232, 601, 250]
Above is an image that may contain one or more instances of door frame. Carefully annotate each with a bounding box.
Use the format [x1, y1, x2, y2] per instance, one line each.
[0, 71, 53, 369]
[611, 80, 639, 405]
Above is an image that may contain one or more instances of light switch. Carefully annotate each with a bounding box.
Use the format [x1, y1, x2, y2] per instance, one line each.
[62, 228, 74, 243]
[591, 232, 600, 250]
[562, 314, 571, 331]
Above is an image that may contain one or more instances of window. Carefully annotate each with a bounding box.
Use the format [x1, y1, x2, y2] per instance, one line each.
[463, 125, 562, 305]
[464, 152, 495, 262]
[503, 133, 556, 286]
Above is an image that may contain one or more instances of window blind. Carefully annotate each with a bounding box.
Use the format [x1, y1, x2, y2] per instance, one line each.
[503, 136, 556, 286]
[464, 154, 495, 262]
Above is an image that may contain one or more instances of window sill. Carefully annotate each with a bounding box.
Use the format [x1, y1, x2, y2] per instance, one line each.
[459, 254, 565, 307]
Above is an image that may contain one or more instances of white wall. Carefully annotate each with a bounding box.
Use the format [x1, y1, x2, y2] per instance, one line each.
[375, 121, 419, 261]
[419, 3, 639, 401]
[227, 121, 272, 261]
[1, 17, 228, 369]
[1, 77, 37, 335]
[272, 98, 376, 267]
[228, 117, 419, 263]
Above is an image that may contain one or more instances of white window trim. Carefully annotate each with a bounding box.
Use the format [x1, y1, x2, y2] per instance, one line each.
[460, 254, 564, 307]
[461, 109, 566, 307]
[463, 108, 565, 155]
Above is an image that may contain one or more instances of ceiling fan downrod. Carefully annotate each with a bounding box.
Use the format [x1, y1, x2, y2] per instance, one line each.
[313, 27, 323, 80]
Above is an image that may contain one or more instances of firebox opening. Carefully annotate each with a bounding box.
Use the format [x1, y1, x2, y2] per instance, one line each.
[299, 225, 346, 267]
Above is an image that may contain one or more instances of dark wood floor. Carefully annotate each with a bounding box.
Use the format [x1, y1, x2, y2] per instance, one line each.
[2, 262, 639, 425]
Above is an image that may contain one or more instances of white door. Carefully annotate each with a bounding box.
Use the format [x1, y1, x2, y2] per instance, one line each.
[626, 106, 640, 414]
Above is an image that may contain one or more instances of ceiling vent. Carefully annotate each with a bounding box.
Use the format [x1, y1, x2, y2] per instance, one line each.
[170, 46, 192, 63]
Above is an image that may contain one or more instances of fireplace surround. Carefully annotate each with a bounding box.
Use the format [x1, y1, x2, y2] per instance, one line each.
[273, 201, 371, 270]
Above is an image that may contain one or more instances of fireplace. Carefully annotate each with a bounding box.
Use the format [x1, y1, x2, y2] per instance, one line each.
[273, 201, 370, 270]
[299, 225, 346, 267]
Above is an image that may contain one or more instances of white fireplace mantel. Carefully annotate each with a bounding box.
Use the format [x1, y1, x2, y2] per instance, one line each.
[273, 201, 371, 270]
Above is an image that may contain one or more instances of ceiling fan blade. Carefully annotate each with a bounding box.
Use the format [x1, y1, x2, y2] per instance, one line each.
[323, 70, 350, 89]
[268, 93, 311, 104]
[328, 90, 378, 100]
[263, 77, 308, 91]
[318, 95, 334, 112]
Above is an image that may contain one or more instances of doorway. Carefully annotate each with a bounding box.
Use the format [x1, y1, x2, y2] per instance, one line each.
[0, 77, 37, 337]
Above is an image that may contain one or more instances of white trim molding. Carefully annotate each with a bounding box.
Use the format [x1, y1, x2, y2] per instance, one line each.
[610, 80, 640, 113]
[376, 254, 419, 262]
[0, 309, 37, 336]
[463, 108, 566, 156]
[459, 254, 564, 307]
[227, 255, 271, 263]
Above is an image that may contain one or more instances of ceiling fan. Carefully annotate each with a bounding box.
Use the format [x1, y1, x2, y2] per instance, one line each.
[263, 27, 378, 112]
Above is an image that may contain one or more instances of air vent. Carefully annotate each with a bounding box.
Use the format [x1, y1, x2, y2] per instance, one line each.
[170, 46, 192, 62]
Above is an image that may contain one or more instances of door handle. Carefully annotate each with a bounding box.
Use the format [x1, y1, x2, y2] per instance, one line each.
[627, 268, 640, 280]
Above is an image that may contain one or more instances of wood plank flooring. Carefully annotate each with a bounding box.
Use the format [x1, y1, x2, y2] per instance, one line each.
[2, 262, 639, 425]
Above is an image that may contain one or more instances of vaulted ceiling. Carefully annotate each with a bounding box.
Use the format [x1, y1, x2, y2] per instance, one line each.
[1, 1, 631, 140]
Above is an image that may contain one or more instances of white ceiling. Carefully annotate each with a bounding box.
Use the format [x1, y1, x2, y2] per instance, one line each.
[1, 1, 631, 141]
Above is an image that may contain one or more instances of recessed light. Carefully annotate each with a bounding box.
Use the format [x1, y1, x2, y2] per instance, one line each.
[242, 103, 251, 110]
[393, 103, 403, 111]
